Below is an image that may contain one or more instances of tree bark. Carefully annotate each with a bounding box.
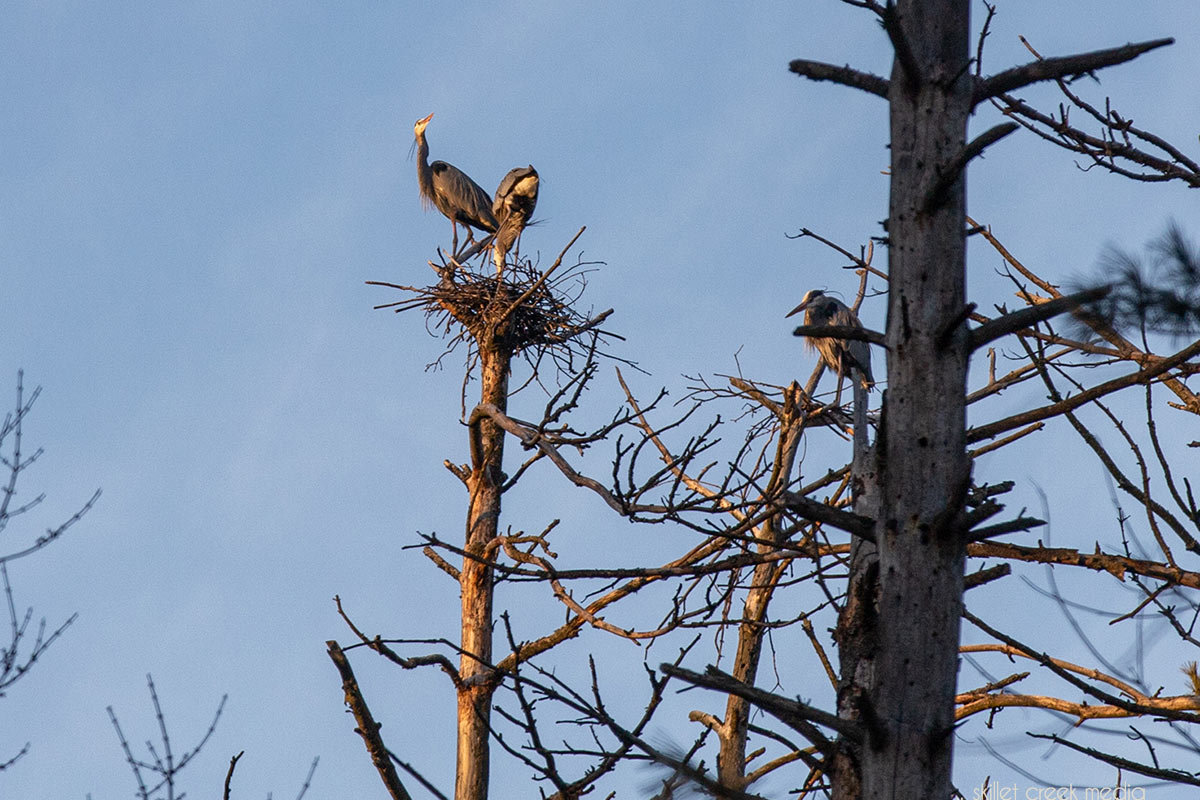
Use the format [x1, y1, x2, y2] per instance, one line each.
[456, 336, 511, 800]
[861, 2, 973, 797]
[831, 423, 881, 800]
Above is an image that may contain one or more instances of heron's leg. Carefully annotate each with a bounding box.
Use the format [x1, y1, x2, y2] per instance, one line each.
[451, 221, 460, 256]
[829, 367, 855, 436]
[851, 377, 869, 458]
[511, 230, 524, 263]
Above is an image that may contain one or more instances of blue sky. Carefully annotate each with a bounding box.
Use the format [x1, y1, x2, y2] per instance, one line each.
[3, 2, 1200, 797]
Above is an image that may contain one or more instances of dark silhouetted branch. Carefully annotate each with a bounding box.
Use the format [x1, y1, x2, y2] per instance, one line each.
[963, 563, 1010, 590]
[968, 285, 1111, 351]
[923, 123, 1019, 212]
[966, 515, 1045, 542]
[1026, 733, 1200, 786]
[780, 491, 874, 541]
[327, 640, 415, 800]
[789, 59, 889, 98]
[662, 663, 856, 746]
[974, 38, 1174, 103]
[223, 751, 243, 800]
[791, 324, 886, 348]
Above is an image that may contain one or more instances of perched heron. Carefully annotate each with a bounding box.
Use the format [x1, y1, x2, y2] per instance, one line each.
[412, 113, 498, 255]
[491, 165, 539, 274]
[788, 289, 874, 406]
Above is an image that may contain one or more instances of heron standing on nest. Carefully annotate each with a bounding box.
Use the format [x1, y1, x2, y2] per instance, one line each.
[788, 289, 874, 408]
[491, 165, 539, 275]
[412, 113, 498, 256]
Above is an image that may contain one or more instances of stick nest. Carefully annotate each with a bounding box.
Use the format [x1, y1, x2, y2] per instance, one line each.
[370, 240, 618, 375]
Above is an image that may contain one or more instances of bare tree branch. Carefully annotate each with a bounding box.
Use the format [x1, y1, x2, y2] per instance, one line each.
[923, 123, 1019, 213]
[662, 663, 856, 746]
[1027, 732, 1200, 786]
[789, 59, 889, 98]
[223, 751, 243, 800]
[326, 641, 416, 800]
[968, 337, 1200, 443]
[968, 285, 1111, 350]
[974, 38, 1173, 103]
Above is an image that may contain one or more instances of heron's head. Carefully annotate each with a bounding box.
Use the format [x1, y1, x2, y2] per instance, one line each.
[413, 113, 434, 138]
[786, 289, 826, 318]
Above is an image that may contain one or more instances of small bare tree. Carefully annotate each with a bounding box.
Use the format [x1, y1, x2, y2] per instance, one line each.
[0, 371, 99, 772]
[105, 674, 227, 800]
[104, 674, 320, 799]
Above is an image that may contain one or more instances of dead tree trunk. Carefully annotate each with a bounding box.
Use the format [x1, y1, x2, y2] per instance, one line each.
[831, 401, 881, 800]
[716, 563, 776, 788]
[362, 235, 598, 800]
[715, 399, 806, 788]
[457, 333, 512, 800]
[854, 2, 973, 797]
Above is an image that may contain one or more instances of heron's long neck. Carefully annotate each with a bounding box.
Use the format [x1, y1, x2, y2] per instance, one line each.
[415, 134, 434, 210]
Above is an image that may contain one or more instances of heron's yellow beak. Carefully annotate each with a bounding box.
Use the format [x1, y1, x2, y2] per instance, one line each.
[786, 301, 809, 318]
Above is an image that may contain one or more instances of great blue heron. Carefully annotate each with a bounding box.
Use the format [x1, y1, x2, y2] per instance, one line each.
[788, 289, 874, 406]
[491, 165, 539, 274]
[412, 113, 498, 255]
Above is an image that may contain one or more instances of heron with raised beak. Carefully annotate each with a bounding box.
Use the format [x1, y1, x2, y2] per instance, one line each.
[412, 113, 498, 255]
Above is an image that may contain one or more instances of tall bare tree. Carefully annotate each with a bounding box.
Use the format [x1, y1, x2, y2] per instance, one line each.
[781, 1, 1195, 795]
